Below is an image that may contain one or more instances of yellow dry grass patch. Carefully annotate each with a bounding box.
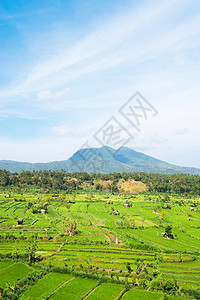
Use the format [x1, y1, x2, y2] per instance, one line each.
[96, 180, 112, 187]
[117, 179, 147, 193]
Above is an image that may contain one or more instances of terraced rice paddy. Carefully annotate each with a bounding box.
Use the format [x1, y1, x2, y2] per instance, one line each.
[0, 263, 33, 289]
[121, 289, 163, 299]
[0, 191, 199, 299]
[86, 283, 125, 300]
[20, 273, 73, 300]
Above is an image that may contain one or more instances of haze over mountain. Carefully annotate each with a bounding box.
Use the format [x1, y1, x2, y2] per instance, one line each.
[0, 147, 200, 175]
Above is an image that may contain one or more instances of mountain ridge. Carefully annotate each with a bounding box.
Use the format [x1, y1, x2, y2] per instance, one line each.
[0, 146, 200, 175]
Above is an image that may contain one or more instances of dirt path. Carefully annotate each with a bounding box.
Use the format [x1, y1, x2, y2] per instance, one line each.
[92, 226, 102, 232]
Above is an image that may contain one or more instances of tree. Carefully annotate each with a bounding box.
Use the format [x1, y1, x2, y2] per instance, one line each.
[165, 225, 174, 239]
[26, 241, 38, 264]
[164, 279, 177, 293]
[135, 259, 148, 276]
[126, 262, 132, 273]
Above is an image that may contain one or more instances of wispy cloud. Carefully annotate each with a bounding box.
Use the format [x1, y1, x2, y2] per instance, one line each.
[175, 128, 189, 135]
[1, 0, 199, 98]
[0, 0, 200, 166]
[51, 124, 74, 137]
[37, 88, 70, 101]
[0, 8, 53, 20]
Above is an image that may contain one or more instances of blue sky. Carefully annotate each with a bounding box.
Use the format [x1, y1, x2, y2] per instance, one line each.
[0, 0, 200, 167]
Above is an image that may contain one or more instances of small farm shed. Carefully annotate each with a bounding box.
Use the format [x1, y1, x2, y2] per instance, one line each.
[162, 232, 174, 239]
[41, 209, 46, 214]
[17, 218, 23, 225]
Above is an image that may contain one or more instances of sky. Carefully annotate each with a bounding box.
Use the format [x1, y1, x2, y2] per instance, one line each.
[0, 0, 200, 168]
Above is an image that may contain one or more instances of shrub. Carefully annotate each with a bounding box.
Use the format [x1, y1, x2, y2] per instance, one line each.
[164, 280, 176, 293]
[150, 280, 163, 291]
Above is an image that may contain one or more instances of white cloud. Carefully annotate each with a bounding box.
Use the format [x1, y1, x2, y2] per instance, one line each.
[175, 128, 189, 135]
[20, 93, 30, 99]
[0, 138, 73, 163]
[2, 0, 198, 97]
[37, 88, 70, 101]
[51, 124, 74, 136]
[54, 88, 70, 99]
[38, 90, 53, 100]
[0, 0, 200, 167]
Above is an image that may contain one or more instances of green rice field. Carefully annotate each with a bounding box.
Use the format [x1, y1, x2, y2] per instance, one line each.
[0, 190, 199, 299]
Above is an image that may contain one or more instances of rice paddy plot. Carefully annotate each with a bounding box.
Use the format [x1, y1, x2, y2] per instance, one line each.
[20, 272, 73, 300]
[121, 289, 163, 300]
[50, 277, 97, 300]
[0, 263, 33, 289]
[86, 283, 124, 300]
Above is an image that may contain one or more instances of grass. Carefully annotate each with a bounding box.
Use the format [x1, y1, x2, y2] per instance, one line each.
[20, 272, 73, 300]
[121, 289, 163, 300]
[0, 191, 199, 298]
[50, 277, 97, 300]
[0, 263, 32, 289]
[168, 297, 189, 300]
[86, 283, 124, 300]
[0, 261, 14, 270]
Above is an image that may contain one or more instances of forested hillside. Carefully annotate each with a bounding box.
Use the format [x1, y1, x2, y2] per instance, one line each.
[0, 170, 199, 196]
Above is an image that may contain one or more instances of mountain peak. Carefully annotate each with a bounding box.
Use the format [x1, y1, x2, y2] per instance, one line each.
[0, 146, 200, 175]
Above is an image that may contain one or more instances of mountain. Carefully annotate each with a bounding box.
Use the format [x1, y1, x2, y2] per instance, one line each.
[0, 146, 200, 175]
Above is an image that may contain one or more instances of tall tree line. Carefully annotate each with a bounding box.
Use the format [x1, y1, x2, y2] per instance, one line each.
[0, 169, 199, 195]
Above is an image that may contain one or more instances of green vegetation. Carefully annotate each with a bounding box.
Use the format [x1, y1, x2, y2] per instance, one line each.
[21, 272, 73, 300]
[0, 263, 32, 289]
[1, 146, 200, 175]
[0, 170, 199, 299]
[121, 289, 163, 299]
[0, 169, 200, 195]
[168, 297, 189, 300]
[86, 283, 124, 300]
[50, 277, 97, 300]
